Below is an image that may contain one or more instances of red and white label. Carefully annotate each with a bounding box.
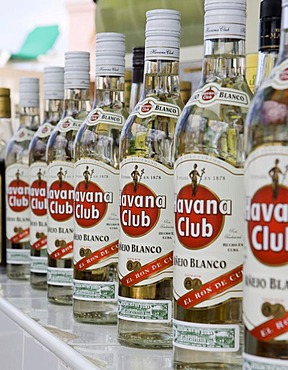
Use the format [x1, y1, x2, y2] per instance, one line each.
[73, 159, 119, 270]
[174, 153, 244, 308]
[47, 162, 74, 259]
[189, 83, 249, 109]
[133, 97, 181, 119]
[118, 157, 174, 287]
[268, 59, 288, 90]
[6, 163, 30, 243]
[244, 146, 288, 342]
[29, 163, 47, 250]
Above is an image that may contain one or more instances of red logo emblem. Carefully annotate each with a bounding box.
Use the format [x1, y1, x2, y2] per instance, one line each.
[75, 181, 108, 228]
[48, 181, 74, 222]
[247, 185, 288, 265]
[90, 111, 100, 122]
[120, 183, 161, 237]
[175, 185, 226, 249]
[280, 68, 288, 81]
[30, 178, 47, 217]
[141, 101, 153, 114]
[202, 88, 216, 101]
[62, 120, 71, 128]
[7, 179, 29, 212]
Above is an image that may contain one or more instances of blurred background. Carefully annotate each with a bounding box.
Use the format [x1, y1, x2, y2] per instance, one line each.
[0, 0, 261, 121]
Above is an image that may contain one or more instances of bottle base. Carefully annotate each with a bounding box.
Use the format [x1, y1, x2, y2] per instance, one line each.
[47, 285, 72, 305]
[118, 331, 172, 349]
[73, 299, 117, 324]
[73, 310, 117, 324]
[118, 319, 172, 349]
[173, 347, 242, 370]
[7, 264, 29, 280]
[173, 361, 241, 370]
[30, 272, 47, 290]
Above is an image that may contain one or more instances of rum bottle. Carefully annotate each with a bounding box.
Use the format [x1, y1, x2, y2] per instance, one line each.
[173, 0, 252, 368]
[28, 66, 64, 289]
[5, 78, 40, 279]
[73, 33, 127, 323]
[244, 0, 288, 367]
[118, 9, 183, 348]
[46, 52, 90, 304]
[254, 0, 282, 92]
[0, 88, 13, 269]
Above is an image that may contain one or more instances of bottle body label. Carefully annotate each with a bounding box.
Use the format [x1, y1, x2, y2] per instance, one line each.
[29, 162, 48, 273]
[6, 163, 30, 244]
[119, 157, 174, 287]
[73, 159, 119, 301]
[47, 161, 74, 285]
[47, 161, 74, 259]
[6, 163, 30, 264]
[174, 154, 244, 309]
[244, 146, 288, 343]
[188, 83, 249, 109]
[118, 157, 174, 322]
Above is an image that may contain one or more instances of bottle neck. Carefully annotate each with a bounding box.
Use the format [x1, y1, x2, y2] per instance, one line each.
[43, 99, 64, 125]
[19, 106, 40, 131]
[93, 76, 125, 109]
[276, 6, 288, 63]
[132, 67, 144, 84]
[63, 88, 90, 118]
[143, 60, 180, 98]
[200, 39, 246, 85]
[254, 51, 279, 92]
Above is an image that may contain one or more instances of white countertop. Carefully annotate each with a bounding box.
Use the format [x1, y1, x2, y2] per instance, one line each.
[0, 271, 173, 370]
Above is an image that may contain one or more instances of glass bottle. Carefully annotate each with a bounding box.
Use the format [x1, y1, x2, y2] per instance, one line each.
[254, 0, 282, 92]
[246, 53, 258, 94]
[5, 78, 40, 280]
[28, 67, 64, 290]
[129, 47, 145, 112]
[118, 9, 183, 348]
[243, 0, 288, 368]
[46, 52, 91, 304]
[0, 88, 13, 270]
[173, 0, 253, 368]
[73, 32, 127, 324]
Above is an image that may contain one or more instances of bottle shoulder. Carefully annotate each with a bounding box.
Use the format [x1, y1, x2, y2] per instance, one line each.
[245, 84, 288, 155]
[174, 80, 251, 167]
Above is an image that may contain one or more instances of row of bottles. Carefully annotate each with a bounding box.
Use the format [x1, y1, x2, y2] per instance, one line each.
[1, 0, 287, 369]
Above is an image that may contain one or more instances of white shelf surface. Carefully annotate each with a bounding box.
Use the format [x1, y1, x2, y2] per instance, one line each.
[0, 272, 172, 370]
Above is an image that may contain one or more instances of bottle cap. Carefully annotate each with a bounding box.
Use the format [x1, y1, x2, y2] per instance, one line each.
[145, 9, 181, 61]
[19, 77, 39, 108]
[204, 0, 246, 40]
[95, 32, 126, 77]
[0, 88, 11, 118]
[259, 0, 281, 51]
[64, 51, 90, 89]
[44, 66, 64, 100]
[260, 0, 281, 18]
